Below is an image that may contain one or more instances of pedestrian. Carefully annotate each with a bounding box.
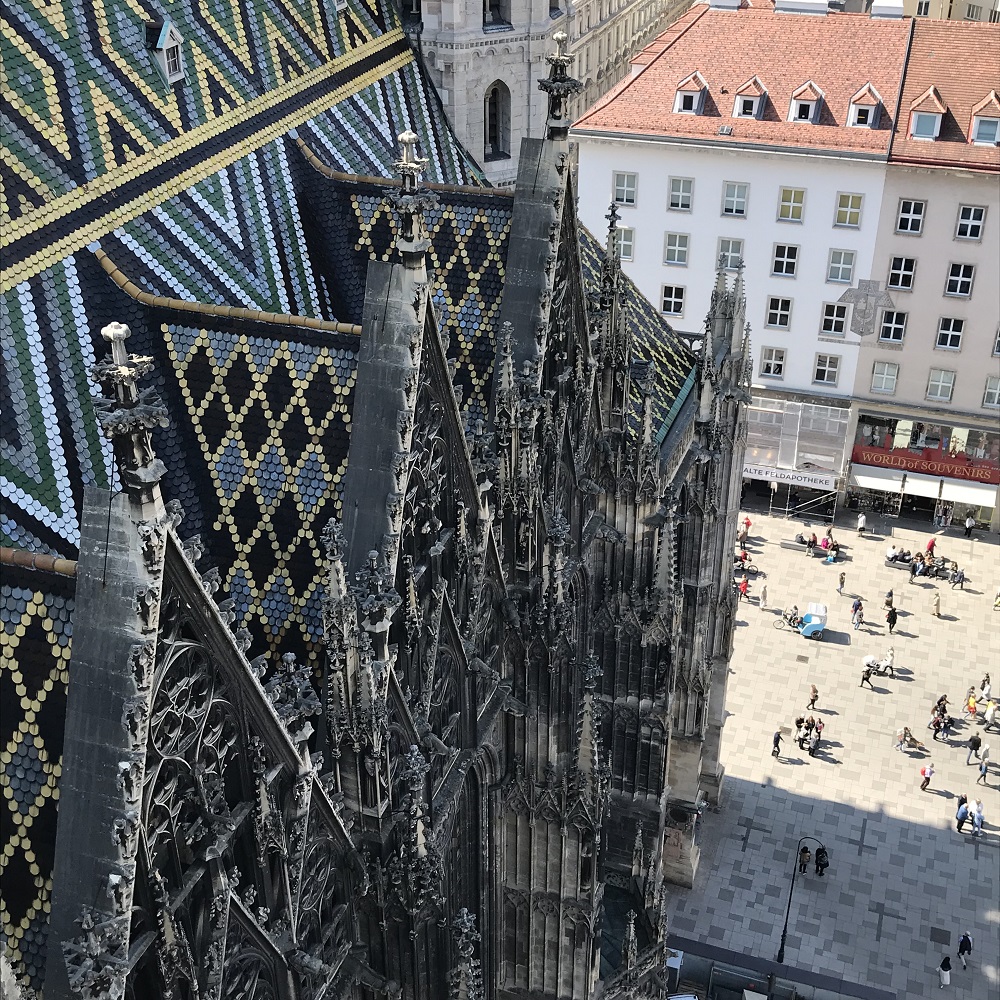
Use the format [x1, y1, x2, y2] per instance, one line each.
[738, 576, 749, 602]
[939, 955, 952, 988]
[967, 732, 982, 765]
[984, 700, 999, 732]
[742, 515, 752, 535]
[926, 537, 937, 557]
[950, 567, 965, 590]
[852, 605, 864, 631]
[861, 662, 875, 689]
[857, 511, 867, 535]
[979, 674, 992, 702]
[966, 690, 978, 720]
[814, 845, 829, 876]
[895, 727, 906, 751]
[956, 799, 969, 832]
[886, 606, 897, 634]
[964, 513, 975, 538]
[759, 583, 768, 610]
[837, 572, 845, 596]
[957, 932, 973, 970]
[815, 717, 824, 740]
[941, 713, 954, 739]
[976, 759, 988, 785]
[920, 762, 934, 791]
[797, 845, 811, 874]
[808, 684, 819, 710]
[971, 800, 984, 837]
[882, 646, 895, 678]
[931, 716, 944, 741]
[809, 733, 820, 757]
[930, 592, 941, 617]
[772, 730, 783, 758]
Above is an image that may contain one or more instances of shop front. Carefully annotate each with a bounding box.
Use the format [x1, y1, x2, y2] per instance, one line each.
[847, 414, 999, 528]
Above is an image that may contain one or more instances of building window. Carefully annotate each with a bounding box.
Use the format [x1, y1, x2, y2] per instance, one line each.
[995, 328, 1000, 355]
[945, 263, 975, 297]
[896, 199, 925, 234]
[661, 285, 685, 315]
[936, 317, 964, 350]
[972, 116, 999, 143]
[615, 227, 634, 261]
[966, 3, 983, 17]
[165, 42, 182, 78]
[956, 205, 985, 239]
[851, 105, 873, 127]
[911, 112, 941, 139]
[871, 361, 899, 394]
[663, 233, 689, 266]
[835, 193, 863, 228]
[984, 375, 1000, 408]
[668, 177, 693, 211]
[827, 249, 855, 283]
[722, 182, 748, 217]
[821, 303, 848, 337]
[879, 310, 907, 343]
[718, 238, 743, 270]
[735, 95, 761, 118]
[484, 81, 511, 159]
[814, 354, 840, 385]
[916, 0, 929, 11]
[765, 297, 791, 329]
[792, 99, 817, 122]
[147, 19, 186, 84]
[772, 244, 799, 277]
[777, 187, 805, 222]
[759, 347, 786, 379]
[887, 256, 916, 291]
[483, 0, 511, 25]
[613, 171, 637, 206]
[926, 368, 955, 402]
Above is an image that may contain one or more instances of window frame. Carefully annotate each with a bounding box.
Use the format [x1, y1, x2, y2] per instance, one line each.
[759, 347, 786, 380]
[926, 368, 955, 402]
[887, 255, 916, 291]
[834, 192, 863, 228]
[945, 262, 975, 298]
[813, 353, 840, 386]
[734, 95, 761, 119]
[615, 226, 634, 262]
[879, 310, 908, 343]
[827, 248, 856, 284]
[911, 112, 941, 139]
[777, 187, 805, 223]
[966, 3, 983, 18]
[820, 303, 848, 338]
[668, 176, 694, 212]
[771, 243, 799, 277]
[935, 317, 964, 351]
[660, 284, 685, 316]
[896, 198, 925, 235]
[871, 360, 899, 394]
[722, 181, 749, 218]
[765, 296, 792, 330]
[916, 0, 929, 12]
[972, 116, 999, 144]
[984, 375, 1000, 409]
[663, 232, 690, 267]
[955, 205, 985, 240]
[718, 237, 744, 271]
[613, 171, 637, 207]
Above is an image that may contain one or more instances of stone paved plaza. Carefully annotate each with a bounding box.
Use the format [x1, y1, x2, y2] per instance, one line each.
[666, 510, 1000, 999]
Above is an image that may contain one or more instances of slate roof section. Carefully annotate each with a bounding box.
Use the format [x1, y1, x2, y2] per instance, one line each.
[573, 3, 912, 156]
[890, 20, 1000, 173]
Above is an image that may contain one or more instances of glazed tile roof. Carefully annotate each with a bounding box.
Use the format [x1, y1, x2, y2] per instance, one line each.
[890, 20, 1000, 172]
[573, 3, 912, 156]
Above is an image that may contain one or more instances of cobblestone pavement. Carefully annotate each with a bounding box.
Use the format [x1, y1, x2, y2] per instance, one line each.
[665, 511, 1000, 999]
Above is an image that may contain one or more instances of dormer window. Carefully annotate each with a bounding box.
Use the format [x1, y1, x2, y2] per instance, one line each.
[908, 85, 946, 140]
[674, 71, 707, 115]
[733, 76, 766, 119]
[146, 18, 185, 84]
[970, 91, 1000, 145]
[788, 81, 823, 124]
[849, 83, 882, 128]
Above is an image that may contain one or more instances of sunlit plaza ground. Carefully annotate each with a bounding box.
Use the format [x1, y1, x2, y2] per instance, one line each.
[666, 510, 1000, 999]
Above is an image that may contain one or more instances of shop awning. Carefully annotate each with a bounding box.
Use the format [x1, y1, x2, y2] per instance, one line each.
[901, 473, 942, 499]
[849, 466, 901, 492]
[939, 479, 998, 508]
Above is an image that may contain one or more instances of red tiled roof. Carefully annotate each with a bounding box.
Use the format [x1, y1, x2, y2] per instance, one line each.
[735, 75, 767, 97]
[851, 83, 881, 107]
[909, 85, 946, 113]
[573, 4, 912, 155]
[970, 91, 1000, 117]
[791, 80, 824, 102]
[891, 20, 1000, 172]
[677, 70, 708, 90]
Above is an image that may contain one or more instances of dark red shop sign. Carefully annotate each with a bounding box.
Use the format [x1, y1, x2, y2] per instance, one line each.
[852, 445, 1000, 484]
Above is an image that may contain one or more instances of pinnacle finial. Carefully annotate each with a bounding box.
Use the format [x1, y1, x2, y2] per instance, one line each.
[394, 130, 427, 194]
[386, 130, 437, 268]
[538, 30, 582, 139]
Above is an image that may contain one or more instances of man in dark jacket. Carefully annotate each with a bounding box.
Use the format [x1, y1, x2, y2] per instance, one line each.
[967, 732, 982, 765]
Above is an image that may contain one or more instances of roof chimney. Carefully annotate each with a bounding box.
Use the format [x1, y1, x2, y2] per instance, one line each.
[774, 0, 828, 13]
[870, 0, 903, 17]
[708, 0, 740, 10]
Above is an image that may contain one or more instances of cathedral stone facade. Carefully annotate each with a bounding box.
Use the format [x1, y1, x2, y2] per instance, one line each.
[1, 0, 749, 994]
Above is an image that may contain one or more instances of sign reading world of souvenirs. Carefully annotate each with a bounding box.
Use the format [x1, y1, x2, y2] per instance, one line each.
[742, 464, 837, 490]
[851, 446, 1000, 485]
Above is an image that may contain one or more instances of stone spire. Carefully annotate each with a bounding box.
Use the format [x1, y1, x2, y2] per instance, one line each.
[538, 31, 582, 140]
[387, 130, 438, 270]
[89, 321, 168, 521]
[448, 908, 484, 1000]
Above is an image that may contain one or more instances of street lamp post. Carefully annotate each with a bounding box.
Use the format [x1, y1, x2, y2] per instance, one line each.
[776, 835, 828, 965]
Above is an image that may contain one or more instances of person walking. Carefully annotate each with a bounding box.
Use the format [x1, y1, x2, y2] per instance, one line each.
[967, 733, 982, 764]
[797, 845, 811, 874]
[857, 511, 867, 536]
[772, 730, 783, 758]
[950, 567, 965, 590]
[852, 605, 864, 632]
[738, 576, 749, 602]
[931, 592, 941, 618]
[920, 762, 934, 791]
[976, 758, 988, 785]
[837, 572, 845, 596]
[926, 537, 937, 557]
[815, 717, 824, 740]
[964, 513, 975, 538]
[759, 583, 768, 610]
[939, 955, 952, 988]
[861, 661, 875, 689]
[980, 743, 990, 767]
[886, 606, 898, 634]
[807, 684, 819, 710]
[956, 798, 970, 833]
[814, 845, 829, 876]
[808, 732, 820, 757]
[979, 674, 992, 702]
[957, 932, 973, 970]
[971, 800, 984, 837]
[984, 699, 999, 732]
[882, 646, 895, 678]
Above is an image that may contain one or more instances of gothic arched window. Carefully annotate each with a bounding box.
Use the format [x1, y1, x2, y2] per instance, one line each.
[484, 81, 511, 160]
